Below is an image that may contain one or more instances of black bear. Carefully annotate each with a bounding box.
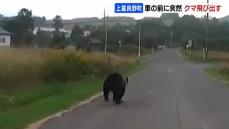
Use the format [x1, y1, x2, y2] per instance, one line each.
[103, 72, 128, 104]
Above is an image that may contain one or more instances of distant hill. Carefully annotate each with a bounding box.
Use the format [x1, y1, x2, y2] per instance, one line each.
[42, 17, 136, 31]
[219, 15, 229, 23]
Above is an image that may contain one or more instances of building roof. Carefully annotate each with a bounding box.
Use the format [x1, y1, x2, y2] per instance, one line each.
[0, 27, 12, 35]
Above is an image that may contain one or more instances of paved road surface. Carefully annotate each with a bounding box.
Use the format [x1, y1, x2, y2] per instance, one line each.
[39, 49, 229, 129]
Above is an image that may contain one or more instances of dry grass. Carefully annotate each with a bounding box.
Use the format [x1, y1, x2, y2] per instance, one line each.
[0, 48, 137, 89]
[182, 49, 229, 64]
[76, 50, 136, 67]
[208, 51, 229, 63]
[0, 48, 136, 68]
[206, 51, 229, 69]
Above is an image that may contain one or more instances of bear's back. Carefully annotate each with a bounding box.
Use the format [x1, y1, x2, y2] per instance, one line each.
[104, 72, 124, 90]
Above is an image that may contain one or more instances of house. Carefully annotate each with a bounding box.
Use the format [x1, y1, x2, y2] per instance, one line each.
[0, 27, 12, 47]
[33, 27, 71, 38]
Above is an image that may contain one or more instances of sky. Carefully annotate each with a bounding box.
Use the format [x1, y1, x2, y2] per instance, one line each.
[0, 0, 228, 19]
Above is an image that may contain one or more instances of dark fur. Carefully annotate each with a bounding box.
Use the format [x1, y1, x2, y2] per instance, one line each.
[103, 72, 128, 104]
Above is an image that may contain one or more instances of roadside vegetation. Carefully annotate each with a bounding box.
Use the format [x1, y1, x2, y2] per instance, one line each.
[0, 48, 144, 129]
[181, 49, 229, 84]
[205, 61, 229, 85]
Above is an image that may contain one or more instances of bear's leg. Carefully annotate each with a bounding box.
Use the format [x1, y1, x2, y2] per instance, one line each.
[119, 87, 126, 99]
[113, 94, 121, 104]
[116, 87, 125, 104]
[103, 86, 110, 101]
[113, 90, 123, 104]
[113, 91, 118, 101]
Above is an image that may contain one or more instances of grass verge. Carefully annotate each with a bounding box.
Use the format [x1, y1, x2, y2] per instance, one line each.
[205, 67, 229, 86]
[0, 77, 103, 129]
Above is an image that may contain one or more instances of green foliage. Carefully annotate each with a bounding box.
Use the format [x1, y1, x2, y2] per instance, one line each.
[51, 33, 67, 48]
[70, 24, 83, 48]
[91, 24, 137, 51]
[51, 15, 67, 48]
[206, 67, 229, 84]
[172, 15, 229, 50]
[172, 15, 205, 46]
[52, 15, 63, 34]
[2, 8, 34, 46]
[41, 54, 90, 82]
[33, 30, 52, 48]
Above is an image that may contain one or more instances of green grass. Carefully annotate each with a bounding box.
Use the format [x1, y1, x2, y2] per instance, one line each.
[0, 77, 103, 129]
[205, 67, 229, 86]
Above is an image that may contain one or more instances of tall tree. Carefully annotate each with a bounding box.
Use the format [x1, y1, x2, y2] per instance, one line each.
[70, 24, 83, 48]
[52, 15, 63, 36]
[51, 15, 66, 48]
[17, 8, 34, 45]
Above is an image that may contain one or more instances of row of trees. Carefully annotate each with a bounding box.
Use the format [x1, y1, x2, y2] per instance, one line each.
[1, 8, 229, 51]
[74, 14, 229, 51]
[172, 15, 229, 50]
[0, 8, 67, 48]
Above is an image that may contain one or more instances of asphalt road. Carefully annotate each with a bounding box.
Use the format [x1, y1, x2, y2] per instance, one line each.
[39, 48, 229, 129]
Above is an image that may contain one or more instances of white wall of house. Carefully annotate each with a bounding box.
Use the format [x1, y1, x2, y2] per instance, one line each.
[0, 35, 11, 47]
[33, 27, 71, 37]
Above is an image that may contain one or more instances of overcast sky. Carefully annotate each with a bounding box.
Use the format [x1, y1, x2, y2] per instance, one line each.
[0, 0, 228, 19]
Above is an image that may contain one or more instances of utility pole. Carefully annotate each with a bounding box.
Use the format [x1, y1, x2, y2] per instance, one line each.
[138, 21, 141, 57]
[204, 0, 209, 61]
[104, 8, 108, 54]
[170, 28, 173, 47]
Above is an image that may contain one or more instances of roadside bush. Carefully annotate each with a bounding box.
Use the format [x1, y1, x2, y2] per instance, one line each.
[41, 53, 91, 82]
